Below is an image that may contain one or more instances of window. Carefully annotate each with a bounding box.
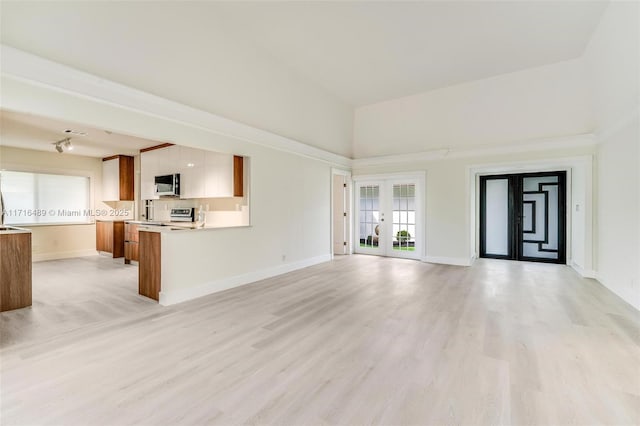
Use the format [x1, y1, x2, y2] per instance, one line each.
[1, 171, 91, 225]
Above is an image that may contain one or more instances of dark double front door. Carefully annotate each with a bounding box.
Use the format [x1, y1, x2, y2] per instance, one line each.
[480, 171, 566, 264]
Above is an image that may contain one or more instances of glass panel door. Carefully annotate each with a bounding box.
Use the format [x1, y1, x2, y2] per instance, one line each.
[480, 171, 566, 264]
[521, 175, 562, 261]
[357, 183, 383, 255]
[480, 177, 512, 258]
[391, 183, 418, 258]
[355, 179, 422, 260]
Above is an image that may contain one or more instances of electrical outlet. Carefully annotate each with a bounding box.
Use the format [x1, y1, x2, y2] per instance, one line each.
[282, 255, 286, 262]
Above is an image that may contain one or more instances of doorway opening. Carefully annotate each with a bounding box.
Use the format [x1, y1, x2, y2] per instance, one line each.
[332, 171, 351, 255]
[480, 171, 566, 263]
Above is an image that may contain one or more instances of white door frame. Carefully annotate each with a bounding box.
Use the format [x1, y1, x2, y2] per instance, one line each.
[353, 172, 426, 260]
[331, 168, 352, 257]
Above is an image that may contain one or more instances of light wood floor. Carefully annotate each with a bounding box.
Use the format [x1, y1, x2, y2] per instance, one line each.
[1, 255, 160, 347]
[1, 255, 639, 425]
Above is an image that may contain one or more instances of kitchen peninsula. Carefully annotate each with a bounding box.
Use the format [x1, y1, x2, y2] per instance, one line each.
[137, 220, 250, 303]
[0, 226, 32, 312]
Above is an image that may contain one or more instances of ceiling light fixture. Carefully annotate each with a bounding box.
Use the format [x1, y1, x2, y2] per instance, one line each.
[64, 129, 87, 136]
[53, 137, 73, 153]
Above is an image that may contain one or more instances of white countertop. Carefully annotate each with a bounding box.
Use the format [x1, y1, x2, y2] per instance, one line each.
[0, 226, 32, 234]
[135, 222, 250, 233]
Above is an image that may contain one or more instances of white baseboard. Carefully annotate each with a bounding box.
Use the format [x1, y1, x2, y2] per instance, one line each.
[33, 250, 99, 262]
[595, 275, 640, 312]
[570, 262, 598, 279]
[159, 254, 332, 306]
[422, 256, 474, 267]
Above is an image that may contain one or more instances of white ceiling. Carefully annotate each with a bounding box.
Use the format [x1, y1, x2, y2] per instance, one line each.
[213, 1, 608, 106]
[0, 110, 162, 158]
[0, 1, 608, 107]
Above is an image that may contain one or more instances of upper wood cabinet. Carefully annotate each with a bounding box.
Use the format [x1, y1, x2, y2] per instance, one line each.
[233, 155, 244, 197]
[140, 145, 243, 200]
[102, 155, 134, 201]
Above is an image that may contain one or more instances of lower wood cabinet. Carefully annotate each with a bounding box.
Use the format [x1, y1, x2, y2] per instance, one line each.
[139, 230, 161, 301]
[124, 222, 139, 264]
[96, 220, 125, 258]
[124, 242, 139, 263]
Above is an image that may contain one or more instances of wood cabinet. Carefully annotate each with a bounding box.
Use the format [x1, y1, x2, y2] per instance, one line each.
[0, 232, 32, 312]
[96, 220, 125, 258]
[233, 155, 244, 197]
[140, 145, 243, 200]
[139, 230, 161, 301]
[102, 155, 134, 201]
[124, 222, 139, 264]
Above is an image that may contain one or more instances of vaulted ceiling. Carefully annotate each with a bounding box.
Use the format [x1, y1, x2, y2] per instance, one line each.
[212, 1, 608, 106]
[1, 1, 607, 107]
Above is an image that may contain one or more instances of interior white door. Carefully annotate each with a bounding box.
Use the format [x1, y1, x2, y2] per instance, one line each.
[332, 174, 347, 255]
[355, 178, 421, 259]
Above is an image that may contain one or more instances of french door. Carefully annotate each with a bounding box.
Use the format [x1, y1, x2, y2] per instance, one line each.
[480, 171, 566, 263]
[355, 178, 422, 259]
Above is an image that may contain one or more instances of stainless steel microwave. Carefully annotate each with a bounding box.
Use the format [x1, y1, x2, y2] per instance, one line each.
[155, 173, 180, 197]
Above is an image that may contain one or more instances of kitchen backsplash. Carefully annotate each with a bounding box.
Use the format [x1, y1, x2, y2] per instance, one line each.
[144, 197, 247, 224]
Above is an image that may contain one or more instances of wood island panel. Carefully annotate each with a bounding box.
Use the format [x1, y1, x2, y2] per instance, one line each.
[138, 230, 161, 301]
[0, 232, 32, 312]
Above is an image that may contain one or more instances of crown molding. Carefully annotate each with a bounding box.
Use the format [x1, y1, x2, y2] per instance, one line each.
[0, 45, 352, 168]
[352, 134, 597, 168]
[1, 45, 609, 172]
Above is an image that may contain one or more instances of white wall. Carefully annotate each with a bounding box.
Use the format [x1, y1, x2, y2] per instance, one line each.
[584, 1, 640, 310]
[351, 51, 598, 270]
[160, 148, 331, 304]
[0, 145, 133, 261]
[1, 64, 336, 303]
[353, 143, 595, 269]
[0, 2, 354, 157]
[353, 58, 594, 158]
